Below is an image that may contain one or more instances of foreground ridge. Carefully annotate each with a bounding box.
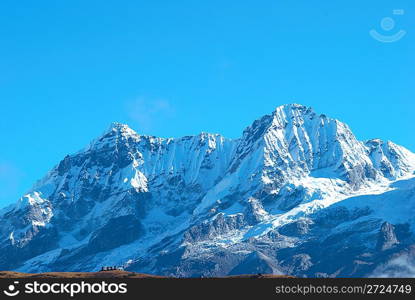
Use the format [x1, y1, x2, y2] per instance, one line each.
[0, 270, 293, 279]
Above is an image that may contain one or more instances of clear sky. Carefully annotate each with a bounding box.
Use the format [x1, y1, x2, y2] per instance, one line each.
[0, 0, 414, 208]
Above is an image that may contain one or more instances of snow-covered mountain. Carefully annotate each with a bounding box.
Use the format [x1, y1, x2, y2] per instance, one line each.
[1, 103, 415, 277]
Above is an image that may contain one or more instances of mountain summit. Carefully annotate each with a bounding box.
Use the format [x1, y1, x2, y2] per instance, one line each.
[1, 104, 415, 277]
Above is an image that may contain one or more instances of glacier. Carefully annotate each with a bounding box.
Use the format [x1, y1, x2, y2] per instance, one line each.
[1, 103, 415, 277]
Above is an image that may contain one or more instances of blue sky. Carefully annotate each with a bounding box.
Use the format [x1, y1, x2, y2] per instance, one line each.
[0, 0, 414, 208]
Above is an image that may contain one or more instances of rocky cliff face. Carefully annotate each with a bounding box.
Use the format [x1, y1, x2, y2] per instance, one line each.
[1, 104, 415, 277]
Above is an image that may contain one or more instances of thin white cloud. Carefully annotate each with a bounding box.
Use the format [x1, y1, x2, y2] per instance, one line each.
[370, 251, 415, 278]
[0, 161, 23, 202]
[125, 97, 175, 133]
[216, 59, 233, 80]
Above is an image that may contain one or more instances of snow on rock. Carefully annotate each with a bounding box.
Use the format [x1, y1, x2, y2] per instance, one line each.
[1, 103, 415, 277]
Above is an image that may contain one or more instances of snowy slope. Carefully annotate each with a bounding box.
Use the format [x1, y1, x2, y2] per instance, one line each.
[1, 104, 415, 277]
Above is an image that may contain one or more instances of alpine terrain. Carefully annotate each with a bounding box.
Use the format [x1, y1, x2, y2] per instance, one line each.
[1, 104, 415, 277]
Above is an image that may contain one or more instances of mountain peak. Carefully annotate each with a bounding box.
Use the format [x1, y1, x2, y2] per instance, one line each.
[274, 103, 310, 111]
[106, 122, 136, 134]
[273, 103, 318, 121]
[99, 122, 139, 140]
[85, 122, 139, 151]
[242, 103, 317, 138]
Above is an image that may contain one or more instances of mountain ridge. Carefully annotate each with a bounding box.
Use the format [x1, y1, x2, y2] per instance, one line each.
[1, 103, 415, 277]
